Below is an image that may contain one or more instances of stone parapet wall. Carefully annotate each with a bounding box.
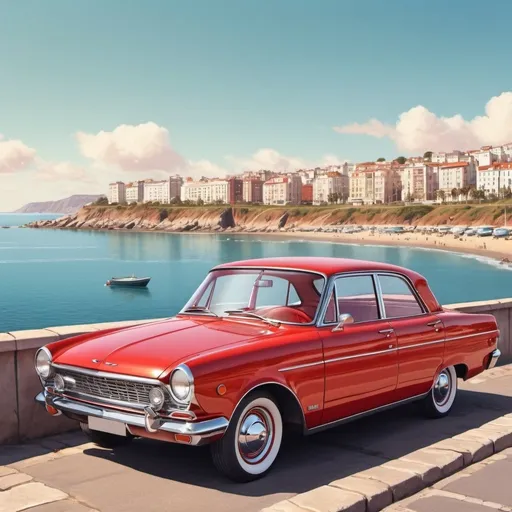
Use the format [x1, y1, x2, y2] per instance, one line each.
[1, 298, 510, 445]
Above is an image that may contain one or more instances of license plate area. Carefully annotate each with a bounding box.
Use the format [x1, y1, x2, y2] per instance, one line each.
[88, 416, 127, 436]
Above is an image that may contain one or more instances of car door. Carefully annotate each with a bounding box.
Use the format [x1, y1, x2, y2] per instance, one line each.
[318, 273, 399, 425]
[376, 273, 445, 398]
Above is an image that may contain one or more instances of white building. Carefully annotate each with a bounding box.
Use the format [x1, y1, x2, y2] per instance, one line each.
[477, 162, 512, 196]
[125, 181, 144, 203]
[181, 180, 230, 204]
[144, 180, 170, 204]
[437, 161, 476, 199]
[108, 182, 126, 204]
[399, 163, 438, 201]
[263, 174, 302, 205]
[349, 163, 401, 204]
[431, 150, 465, 164]
[313, 172, 349, 205]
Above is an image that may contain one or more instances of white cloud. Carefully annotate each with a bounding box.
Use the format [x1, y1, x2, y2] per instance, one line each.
[36, 161, 93, 182]
[76, 122, 186, 172]
[0, 139, 37, 173]
[225, 148, 347, 172]
[333, 91, 512, 153]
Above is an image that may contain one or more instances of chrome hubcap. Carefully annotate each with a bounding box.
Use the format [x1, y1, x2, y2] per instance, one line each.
[434, 370, 451, 406]
[238, 407, 273, 464]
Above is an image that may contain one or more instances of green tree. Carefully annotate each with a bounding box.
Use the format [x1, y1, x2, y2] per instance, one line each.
[196, 197, 204, 206]
[94, 196, 108, 205]
[437, 190, 446, 203]
[451, 188, 459, 202]
[423, 151, 433, 161]
[376, 157, 386, 162]
[395, 156, 407, 164]
[460, 186, 470, 203]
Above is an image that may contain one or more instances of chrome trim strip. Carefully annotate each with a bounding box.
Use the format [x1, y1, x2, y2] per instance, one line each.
[36, 391, 226, 438]
[444, 330, 498, 342]
[325, 347, 396, 364]
[398, 339, 445, 350]
[278, 361, 324, 372]
[307, 391, 429, 434]
[52, 363, 164, 386]
[278, 330, 499, 371]
[373, 274, 386, 318]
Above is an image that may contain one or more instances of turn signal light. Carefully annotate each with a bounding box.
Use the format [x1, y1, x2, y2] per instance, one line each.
[46, 404, 59, 416]
[175, 434, 192, 444]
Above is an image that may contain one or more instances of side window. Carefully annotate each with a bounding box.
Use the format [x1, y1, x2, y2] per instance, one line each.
[333, 275, 380, 323]
[256, 277, 300, 307]
[378, 275, 424, 318]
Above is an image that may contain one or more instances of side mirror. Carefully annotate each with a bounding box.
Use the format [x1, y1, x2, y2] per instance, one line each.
[332, 313, 355, 332]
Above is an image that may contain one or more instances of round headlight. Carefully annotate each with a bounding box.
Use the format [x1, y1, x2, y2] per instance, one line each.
[170, 365, 193, 404]
[54, 374, 65, 392]
[148, 387, 165, 411]
[35, 348, 54, 379]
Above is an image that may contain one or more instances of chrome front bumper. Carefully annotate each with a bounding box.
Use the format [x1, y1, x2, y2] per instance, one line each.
[35, 391, 228, 445]
[487, 349, 501, 370]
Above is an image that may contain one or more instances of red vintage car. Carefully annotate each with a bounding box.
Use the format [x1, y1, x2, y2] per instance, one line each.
[35, 257, 501, 482]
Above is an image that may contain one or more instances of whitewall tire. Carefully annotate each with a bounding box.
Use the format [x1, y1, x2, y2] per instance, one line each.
[422, 366, 458, 418]
[210, 391, 283, 482]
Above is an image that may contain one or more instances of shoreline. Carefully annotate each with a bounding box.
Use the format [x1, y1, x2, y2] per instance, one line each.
[33, 225, 512, 265]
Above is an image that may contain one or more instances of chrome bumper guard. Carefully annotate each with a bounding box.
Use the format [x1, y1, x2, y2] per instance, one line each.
[487, 349, 501, 370]
[35, 391, 228, 444]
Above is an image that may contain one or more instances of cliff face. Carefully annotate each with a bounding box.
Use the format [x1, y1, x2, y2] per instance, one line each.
[26, 203, 512, 232]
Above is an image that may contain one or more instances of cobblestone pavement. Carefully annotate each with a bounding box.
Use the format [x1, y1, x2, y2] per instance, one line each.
[1, 364, 511, 512]
[384, 448, 512, 512]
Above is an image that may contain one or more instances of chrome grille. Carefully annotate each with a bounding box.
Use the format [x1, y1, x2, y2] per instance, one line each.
[56, 368, 164, 408]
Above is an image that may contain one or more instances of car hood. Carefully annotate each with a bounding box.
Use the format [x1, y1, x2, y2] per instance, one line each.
[53, 317, 276, 379]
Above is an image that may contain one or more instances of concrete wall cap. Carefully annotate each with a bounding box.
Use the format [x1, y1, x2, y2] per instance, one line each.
[0, 333, 15, 353]
[10, 330, 60, 351]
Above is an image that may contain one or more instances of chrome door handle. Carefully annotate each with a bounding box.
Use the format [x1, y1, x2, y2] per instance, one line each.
[427, 320, 442, 332]
[378, 328, 394, 338]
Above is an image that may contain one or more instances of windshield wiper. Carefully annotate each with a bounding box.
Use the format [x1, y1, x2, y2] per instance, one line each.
[224, 309, 280, 327]
[181, 306, 218, 317]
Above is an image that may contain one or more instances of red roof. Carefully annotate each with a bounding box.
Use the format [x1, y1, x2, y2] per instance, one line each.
[439, 162, 469, 168]
[216, 257, 417, 278]
[478, 162, 512, 171]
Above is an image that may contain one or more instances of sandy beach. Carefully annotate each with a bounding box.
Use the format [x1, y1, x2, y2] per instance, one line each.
[255, 229, 512, 263]
[247, 229, 510, 261]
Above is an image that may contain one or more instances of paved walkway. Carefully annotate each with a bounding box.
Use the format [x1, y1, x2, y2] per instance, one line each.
[384, 448, 512, 512]
[0, 364, 511, 512]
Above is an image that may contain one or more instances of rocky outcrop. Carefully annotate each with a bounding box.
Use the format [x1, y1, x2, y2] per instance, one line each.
[23, 202, 512, 233]
[218, 208, 236, 229]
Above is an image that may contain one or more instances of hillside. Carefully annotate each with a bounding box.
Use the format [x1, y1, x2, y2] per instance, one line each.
[25, 202, 512, 232]
[14, 195, 105, 214]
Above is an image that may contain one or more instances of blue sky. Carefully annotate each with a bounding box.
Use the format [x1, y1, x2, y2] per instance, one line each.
[1, 0, 512, 209]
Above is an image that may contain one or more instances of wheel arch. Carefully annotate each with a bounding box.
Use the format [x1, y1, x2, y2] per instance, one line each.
[228, 382, 306, 433]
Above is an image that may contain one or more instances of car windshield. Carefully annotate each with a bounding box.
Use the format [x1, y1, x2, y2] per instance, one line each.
[181, 269, 325, 325]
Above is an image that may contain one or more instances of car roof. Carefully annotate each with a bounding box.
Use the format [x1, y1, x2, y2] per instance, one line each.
[214, 257, 421, 279]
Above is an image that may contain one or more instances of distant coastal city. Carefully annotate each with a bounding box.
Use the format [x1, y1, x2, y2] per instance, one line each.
[107, 143, 512, 207]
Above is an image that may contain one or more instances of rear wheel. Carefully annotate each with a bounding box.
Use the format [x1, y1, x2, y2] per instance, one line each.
[422, 366, 457, 418]
[210, 391, 283, 482]
[80, 422, 133, 448]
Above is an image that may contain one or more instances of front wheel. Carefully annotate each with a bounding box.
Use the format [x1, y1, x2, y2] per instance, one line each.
[80, 422, 133, 448]
[422, 366, 458, 418]
[210, 392, 283, 482]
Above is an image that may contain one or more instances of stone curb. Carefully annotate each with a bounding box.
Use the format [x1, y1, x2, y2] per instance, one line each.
[260, 415, 512, 512]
